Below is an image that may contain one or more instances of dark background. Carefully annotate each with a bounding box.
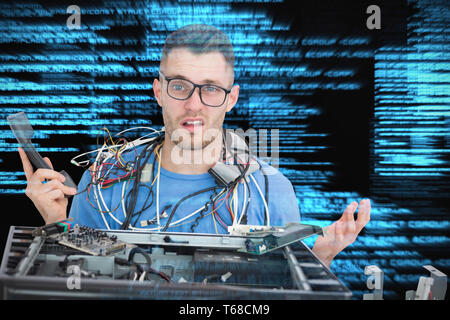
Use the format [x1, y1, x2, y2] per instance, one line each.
[0, 0, 448, 299]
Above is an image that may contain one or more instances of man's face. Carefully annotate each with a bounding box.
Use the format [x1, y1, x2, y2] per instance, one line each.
[153, 48, 239, 151]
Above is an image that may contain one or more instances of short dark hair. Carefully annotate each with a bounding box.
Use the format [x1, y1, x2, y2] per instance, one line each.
[161, 24, 235, 71]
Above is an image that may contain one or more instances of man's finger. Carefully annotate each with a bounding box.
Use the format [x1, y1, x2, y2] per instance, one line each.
[18, 147, 34, 181]
[323, 222, 336, 239]
[43, 157, 54, 170]
[47, 189, 65, 201]
[30, 168, 66, 184]
[343, 219, 356, 236]
[335, 221, 344, 242]
[342, 201, 357, 223]
[57, 183, 77, 196]
[39, 179, 76, 195]
[356, 198, 371, 233]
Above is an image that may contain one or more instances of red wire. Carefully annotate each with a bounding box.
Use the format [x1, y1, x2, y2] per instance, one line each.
[214, 208, 228, 229]
[225, 185, 235, 220]
[92, 162, 115, 181]
[102, 170, 135, 185]
[213, 190, 228, 210]
[156, 270, 171, 282]
[212, 188, 234, 229]
[90, 160, 135, 187]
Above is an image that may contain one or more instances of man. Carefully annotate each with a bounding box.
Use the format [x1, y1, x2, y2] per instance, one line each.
[18, 24, 370, 267]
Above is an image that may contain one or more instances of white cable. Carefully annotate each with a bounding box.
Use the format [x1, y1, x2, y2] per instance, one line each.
[138, 271, 146, 282]
[101, 157, 121, 185]
[124, 206, 203, 232]
[164, 206, 204, 229]
[249, 174, 270, 227]
[163, 188, 226, 230]
[117, 176, 153, 231]
[115, 126, 159, 136]
[120, 148, 143, 220]
[236, 180, 248, 226]
[233, 183, 238, 223]
[118, 144, 157, 231]
[121, 176, 128, 219]
[71, 129, 163, 167]
[95, 147, 128, 229]
[237, 180, 251, 226]
[71, 141, 125, 167]
[96, 168, 128, 228]
[119, 141, 161, 231]
[156, 146, 162, 231]
[96, 144, 144, 229]
[83, 129, 162, 231]
[121, 134, 161, 153]
[116, 184, 226, 232]
[86, 128, 229, 231]
[141, 188, 225, 231]
[93, 188, 110, 229]
[235, 182, 244, 226]
[91, 144, 111, 230]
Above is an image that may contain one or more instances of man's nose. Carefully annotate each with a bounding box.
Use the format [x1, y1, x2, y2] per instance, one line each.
[183, 87, 204, 112]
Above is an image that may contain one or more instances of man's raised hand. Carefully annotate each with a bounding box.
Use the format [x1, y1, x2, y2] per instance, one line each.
[18, 147, 77, 224]
[312, 199, 371, 267]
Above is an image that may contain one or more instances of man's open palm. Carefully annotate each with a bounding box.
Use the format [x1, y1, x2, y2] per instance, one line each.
[312, 199, 371, 267]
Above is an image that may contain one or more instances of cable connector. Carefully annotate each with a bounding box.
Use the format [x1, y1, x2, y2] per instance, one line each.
[140, 210, 169, 227]
[208, 160, 260, 187]
[140, 163, 153, 183]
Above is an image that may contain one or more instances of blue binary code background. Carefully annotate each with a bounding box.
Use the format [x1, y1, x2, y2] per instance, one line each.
[0, 0, 448, 299]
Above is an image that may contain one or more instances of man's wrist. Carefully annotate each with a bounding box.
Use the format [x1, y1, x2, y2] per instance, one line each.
[44, 214, 68, 225]
[312, 246, 335, 268]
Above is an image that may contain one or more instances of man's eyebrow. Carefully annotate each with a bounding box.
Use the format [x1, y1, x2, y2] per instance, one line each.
[166, 74, 226, 87]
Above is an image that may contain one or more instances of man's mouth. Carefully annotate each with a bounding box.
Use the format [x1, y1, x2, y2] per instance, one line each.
[180, 118, 205, 133]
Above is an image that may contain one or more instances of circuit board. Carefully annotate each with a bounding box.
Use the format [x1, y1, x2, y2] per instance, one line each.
[49, 224, 128, 256]
[237, 222, 324, 255]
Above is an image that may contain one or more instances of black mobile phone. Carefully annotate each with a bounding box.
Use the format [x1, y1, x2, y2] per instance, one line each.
[7, 112, 78, 191]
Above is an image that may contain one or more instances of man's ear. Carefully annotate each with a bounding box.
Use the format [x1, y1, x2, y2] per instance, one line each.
[226, 84, 239, 113]
[153, 78, 162, 107]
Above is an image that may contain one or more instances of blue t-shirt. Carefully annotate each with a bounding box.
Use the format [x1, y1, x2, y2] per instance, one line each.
[69, 145, 300, 234]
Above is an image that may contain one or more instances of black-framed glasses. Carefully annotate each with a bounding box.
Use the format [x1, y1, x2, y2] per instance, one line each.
[159, 71, 231, 107]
